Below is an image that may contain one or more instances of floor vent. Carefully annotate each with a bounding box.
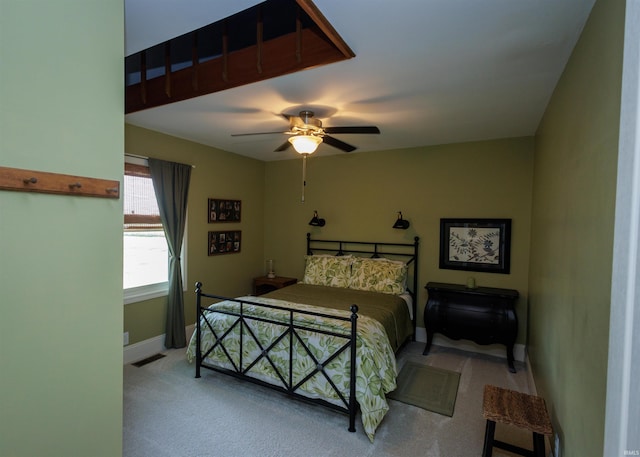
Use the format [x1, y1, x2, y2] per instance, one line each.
[132, 353, 166, 367]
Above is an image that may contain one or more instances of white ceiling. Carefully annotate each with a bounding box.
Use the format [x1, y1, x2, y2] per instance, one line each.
[124, 0, 596, 161]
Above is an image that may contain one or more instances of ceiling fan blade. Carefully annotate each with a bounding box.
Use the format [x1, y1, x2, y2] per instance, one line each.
[323, 126, 380, 135]
[274, 140, 292, 152]
[231, 131, 286, 137]
[322, 135, 357, 152]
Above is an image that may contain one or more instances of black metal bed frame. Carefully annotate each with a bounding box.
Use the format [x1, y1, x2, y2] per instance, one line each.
[194, 234, 420, 433]
[306, 232, 420, 339]
[195, 283, 360, 431]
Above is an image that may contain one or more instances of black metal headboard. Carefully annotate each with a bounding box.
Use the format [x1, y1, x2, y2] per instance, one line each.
[306, 233, 420, 338]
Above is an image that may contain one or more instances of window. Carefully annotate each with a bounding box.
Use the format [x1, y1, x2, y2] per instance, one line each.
[123, 159, 169, 304]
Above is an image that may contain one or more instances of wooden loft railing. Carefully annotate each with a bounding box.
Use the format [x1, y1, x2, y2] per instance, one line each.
[125, 0, 354, 114]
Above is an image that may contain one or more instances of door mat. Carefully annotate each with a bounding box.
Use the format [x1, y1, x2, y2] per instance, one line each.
[388, 361, 460, 416]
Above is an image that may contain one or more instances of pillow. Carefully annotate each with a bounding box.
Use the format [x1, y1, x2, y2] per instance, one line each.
[301, 255, 353, 288]
[348, 257, 407, 295]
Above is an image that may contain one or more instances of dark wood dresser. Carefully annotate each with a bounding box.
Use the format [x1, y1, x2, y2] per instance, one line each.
[423, 282, 519, 372]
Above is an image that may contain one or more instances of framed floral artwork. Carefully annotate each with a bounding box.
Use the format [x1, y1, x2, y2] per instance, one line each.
[439, 218, 511, 274]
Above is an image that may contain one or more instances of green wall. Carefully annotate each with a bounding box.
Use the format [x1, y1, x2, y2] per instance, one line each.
[124, 125, 265, 344]
[0, 1, 124, 456]
[264, 137, 534, 343]
[123, 131, 534, 349]
[528, 0, 624, 456]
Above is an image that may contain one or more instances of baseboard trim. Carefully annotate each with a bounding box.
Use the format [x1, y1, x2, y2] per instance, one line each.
[126, 326, 526, 366]
[525, 351, 537, 395]
[414, 327, 526, 362]
[123, 324, 196, 365]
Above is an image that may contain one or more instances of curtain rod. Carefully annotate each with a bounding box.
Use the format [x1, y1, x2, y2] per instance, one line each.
[125, 153, 196, 168]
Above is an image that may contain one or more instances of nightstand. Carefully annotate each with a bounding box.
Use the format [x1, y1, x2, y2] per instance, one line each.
[253, 276, 297, 296]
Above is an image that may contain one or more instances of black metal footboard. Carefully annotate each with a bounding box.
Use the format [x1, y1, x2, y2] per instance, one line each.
[194, 281, 359, 432]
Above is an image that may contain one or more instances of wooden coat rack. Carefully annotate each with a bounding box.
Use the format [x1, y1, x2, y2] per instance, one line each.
[0, 166, 120, 199]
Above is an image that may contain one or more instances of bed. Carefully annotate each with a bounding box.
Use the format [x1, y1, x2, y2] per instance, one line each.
[186, 233, 419, 441]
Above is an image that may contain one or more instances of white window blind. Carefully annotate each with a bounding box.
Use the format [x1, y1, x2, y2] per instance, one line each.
[124, 162, 162, 229]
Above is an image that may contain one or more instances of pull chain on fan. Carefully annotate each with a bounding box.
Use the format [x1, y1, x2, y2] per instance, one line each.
[301, 153, 307, 202]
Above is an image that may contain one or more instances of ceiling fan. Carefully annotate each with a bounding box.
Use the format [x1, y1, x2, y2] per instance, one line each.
[231, 110, 380, 154]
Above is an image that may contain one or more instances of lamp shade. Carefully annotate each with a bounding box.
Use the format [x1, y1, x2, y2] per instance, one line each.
[392, 212, 410, 229]
[289, 135, 322, 154]
[309, 210, 326, 227]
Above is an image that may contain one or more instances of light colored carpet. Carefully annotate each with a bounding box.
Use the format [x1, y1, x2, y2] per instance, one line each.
[123, 342, 541, 457]
[387, 361, 460, 416]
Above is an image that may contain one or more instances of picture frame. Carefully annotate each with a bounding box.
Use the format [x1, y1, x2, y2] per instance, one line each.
[208, 198, 241, 223]
[208, 230, 241, 256]
[439, 218, 512, 274]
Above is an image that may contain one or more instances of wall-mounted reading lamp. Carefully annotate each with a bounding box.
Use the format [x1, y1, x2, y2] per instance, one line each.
[309, 210, 326, 227]
[392, 211, 410, 229]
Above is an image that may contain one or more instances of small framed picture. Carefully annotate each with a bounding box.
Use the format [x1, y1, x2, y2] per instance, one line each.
[208, 230, 241, 256]
[208, 198, 241, 223]
[439, 218, 512, 274]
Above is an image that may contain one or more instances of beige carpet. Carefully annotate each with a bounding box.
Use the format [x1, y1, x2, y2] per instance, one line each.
[123, 342, 542, 457]
[388, 361, 460, 416]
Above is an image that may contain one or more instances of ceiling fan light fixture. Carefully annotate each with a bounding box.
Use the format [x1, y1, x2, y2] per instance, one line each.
[289, 135, 322, 154]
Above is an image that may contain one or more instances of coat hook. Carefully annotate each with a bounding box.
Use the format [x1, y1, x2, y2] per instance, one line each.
[23, 177, 38, 184]
[106, 187, 119, 194]
[69, 182, 82, 189]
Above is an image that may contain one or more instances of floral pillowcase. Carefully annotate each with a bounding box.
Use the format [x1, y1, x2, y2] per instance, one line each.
[301, 254, 408, 295]
[301, 255, 353, 288]
[348, 257, 407, 295]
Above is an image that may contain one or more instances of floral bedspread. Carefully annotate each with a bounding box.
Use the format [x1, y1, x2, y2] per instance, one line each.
[186, 295, 397, 441]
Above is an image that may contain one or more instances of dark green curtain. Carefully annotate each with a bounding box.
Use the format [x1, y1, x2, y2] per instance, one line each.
[148, 158, 192, 348]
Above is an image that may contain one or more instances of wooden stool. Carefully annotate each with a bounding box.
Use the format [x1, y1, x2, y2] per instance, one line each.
[482, 385, 553, 457]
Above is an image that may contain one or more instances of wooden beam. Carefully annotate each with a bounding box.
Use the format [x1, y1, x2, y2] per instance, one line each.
[192, 31, 199, 90]
[140, 52, 147, 104]
[296, 5, 302, 63]
[296, 0, 355, 58]
[164, 42, 171, 97]
[257, 6, 263, 74]
[222, 21, 229, 82]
